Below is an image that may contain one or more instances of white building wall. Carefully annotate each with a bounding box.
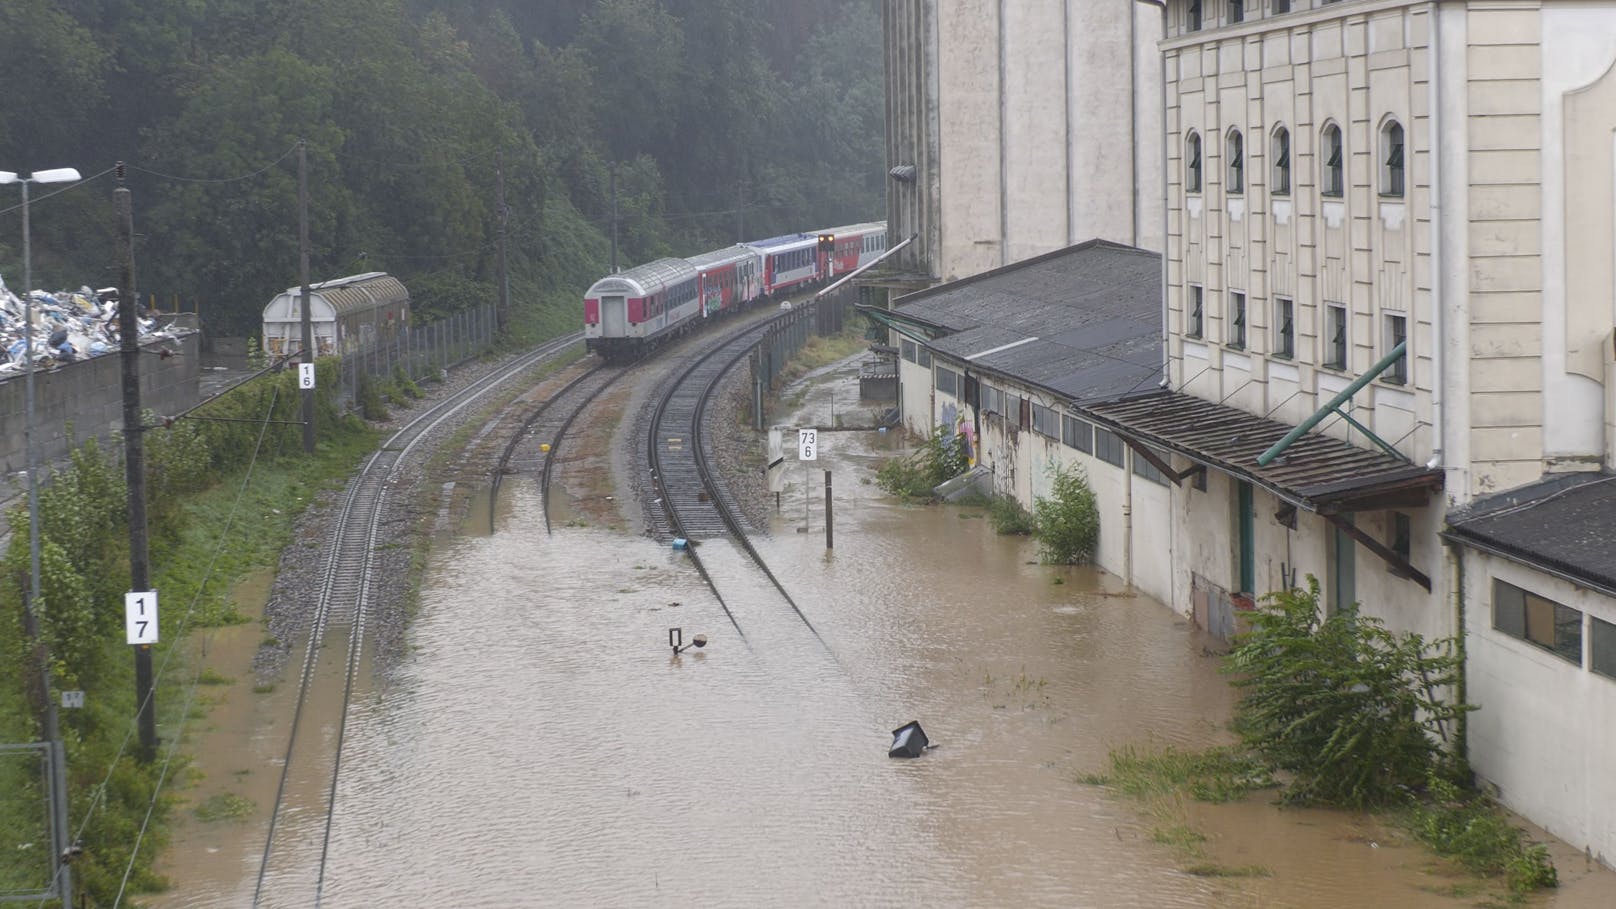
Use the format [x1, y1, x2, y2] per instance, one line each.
[918, 373, 1174, 605]
[1463, 552, 1616, 867]
[900, 0, 1163, 285]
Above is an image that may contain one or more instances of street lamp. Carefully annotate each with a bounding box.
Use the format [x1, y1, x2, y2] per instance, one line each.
[0, 165, 81, 908]
[0, 167, 81, 627]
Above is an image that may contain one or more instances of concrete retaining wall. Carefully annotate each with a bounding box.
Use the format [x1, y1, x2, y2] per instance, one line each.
[1, 331, 201, 478]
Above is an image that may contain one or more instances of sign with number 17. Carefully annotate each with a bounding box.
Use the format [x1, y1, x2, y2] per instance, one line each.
[125, 590, 159, 645]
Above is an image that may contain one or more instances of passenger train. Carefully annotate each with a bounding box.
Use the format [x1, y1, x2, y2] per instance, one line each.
[583, 221, 887, 359]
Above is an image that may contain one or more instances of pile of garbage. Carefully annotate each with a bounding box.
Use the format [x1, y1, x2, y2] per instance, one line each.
[0, 273, 181, 376]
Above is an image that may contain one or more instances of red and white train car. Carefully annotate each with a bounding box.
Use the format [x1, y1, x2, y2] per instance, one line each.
[819, 221, 888, 279]
[582, 220, 886, 359]
[685, 245, 763, 318]
[583, 257, 700, 359]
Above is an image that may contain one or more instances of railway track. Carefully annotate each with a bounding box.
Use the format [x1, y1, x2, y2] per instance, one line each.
[647, 307, 827, 646]
[250, 331, 582, 908]
[490, 361, 628, 534]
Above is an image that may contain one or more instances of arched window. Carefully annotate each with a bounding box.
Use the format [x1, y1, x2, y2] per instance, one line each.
[1380, 119, 1405, 197]
[1226, 128, 1244, 195]
[1186, 131, 1203, 193]
[1271, 125, 1290, 196]
[1321, 123, 1344, 197]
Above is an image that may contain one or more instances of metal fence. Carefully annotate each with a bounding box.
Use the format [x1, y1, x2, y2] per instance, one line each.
[749, 286, 853, 430]
[337, 302, 498, 405]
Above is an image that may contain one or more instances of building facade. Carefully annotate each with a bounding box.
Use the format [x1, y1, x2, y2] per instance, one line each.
[882, 0, 1165, 289]
[1143, 0, 1616, 866]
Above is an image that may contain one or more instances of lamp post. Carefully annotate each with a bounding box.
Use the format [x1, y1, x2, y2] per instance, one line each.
[0, 165, 82, 907]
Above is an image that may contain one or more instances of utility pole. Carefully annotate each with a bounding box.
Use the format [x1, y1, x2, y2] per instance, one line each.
[298, 139, 315, 454]
[609, 163, 619, 274]
[495, 147, 509, 333]
[117, 164, 158, 765]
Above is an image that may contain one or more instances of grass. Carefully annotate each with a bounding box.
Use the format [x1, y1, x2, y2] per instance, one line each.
[1183, 863, 1271, 878]
[1087, 742, 1557, 903]
[1400, 777, 1558, 897]
[1098, 744, 1275, 804]
[192, 793, 255, 823]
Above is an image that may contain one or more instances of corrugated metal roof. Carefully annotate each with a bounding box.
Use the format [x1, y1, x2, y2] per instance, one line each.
[685, 245, 756, 270]
[1443, 472, 1616, 597]
[585, 258, 698, 298]
[892, 239, 1162, 402]
[273, 272, 408, 318]
[1084, 390, 1444, 513]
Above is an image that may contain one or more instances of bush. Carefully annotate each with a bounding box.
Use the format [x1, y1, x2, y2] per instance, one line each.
[1224, 579, 1470, 808]
[1404, 775, 1557, 894]
[874, 426, 970, 500]
[1032, 464, 1099, 564]
[986, 495, 1035, 535]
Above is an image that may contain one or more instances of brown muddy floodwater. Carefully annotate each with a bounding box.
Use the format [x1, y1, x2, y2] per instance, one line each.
[156, 359, 1616, 908]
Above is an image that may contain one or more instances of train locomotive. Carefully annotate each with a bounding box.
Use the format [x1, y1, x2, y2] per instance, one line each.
[583, 220, 886, 359]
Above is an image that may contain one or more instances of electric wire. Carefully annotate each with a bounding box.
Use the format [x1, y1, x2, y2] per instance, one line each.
[127, 144, 301, 185]
[38, 386, 284, 907]
[330, 144, 499, 170]
[0, 167, 117, 217]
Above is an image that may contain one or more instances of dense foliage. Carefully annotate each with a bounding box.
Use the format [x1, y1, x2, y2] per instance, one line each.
[1224, 579, 1469, 808]
[0, 0, 884, 338]
[1032, 464, 1100, 564]
[1, 363, 374, 901]
[874, 427, 971, 500]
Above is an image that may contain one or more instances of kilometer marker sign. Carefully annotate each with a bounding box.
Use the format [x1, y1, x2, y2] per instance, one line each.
[126, 590, 159, 645]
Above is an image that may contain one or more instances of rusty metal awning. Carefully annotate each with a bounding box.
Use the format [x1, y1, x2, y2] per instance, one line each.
[1083, 390, 1443, 514]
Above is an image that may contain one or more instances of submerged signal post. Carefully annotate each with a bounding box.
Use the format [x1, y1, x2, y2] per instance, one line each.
[668, 627, 708, 655]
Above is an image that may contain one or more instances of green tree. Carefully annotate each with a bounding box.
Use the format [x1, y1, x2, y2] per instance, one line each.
[1225, 579, 1469, 808]
[1032, 464, 1100, 564]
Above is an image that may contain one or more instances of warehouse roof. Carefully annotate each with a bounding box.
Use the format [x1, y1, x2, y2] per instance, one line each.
[1442, 472, 1616, 598]
[891, 239, 1161, 403]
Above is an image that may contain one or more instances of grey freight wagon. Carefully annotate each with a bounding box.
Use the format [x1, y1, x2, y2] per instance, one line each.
[262, 272, 410, 360]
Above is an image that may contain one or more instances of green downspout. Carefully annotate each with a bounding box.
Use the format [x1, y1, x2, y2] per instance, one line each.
[1257, 341, 1406, 466]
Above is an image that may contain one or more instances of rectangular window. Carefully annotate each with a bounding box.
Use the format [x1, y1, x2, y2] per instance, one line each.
[1228, 0, 1243, 23]
[1062, 414, 1094, 453]
[1187, 284, 1204, 339]
[935, 366, 959, 397]
[1094, 427, 1127, 468]
[1272, 0, 1290, 13]
[1593, 616, 1616, 681]
[1390, 511, 1411, 561]
[1132, 447, 1171, 486]
[1325, 304, 1347, 369]
[1493, 579, 1583, 666]
[1187, 0, 1202, 31]
[917, 348, 932, 369]
[1274, 297, 1294, 359]
[980, 385, 1003, 415]
[1382, 313, 1408, 384]
[1228, 291, 1246, 350]
[901, 339, 917, 363]
[1031, 403, 1059, 439]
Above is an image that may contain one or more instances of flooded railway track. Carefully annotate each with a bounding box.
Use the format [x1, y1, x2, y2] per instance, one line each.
[250, 332, 583, 907]
[647, 306, 826, 647]
[489, 361, 628, 534]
